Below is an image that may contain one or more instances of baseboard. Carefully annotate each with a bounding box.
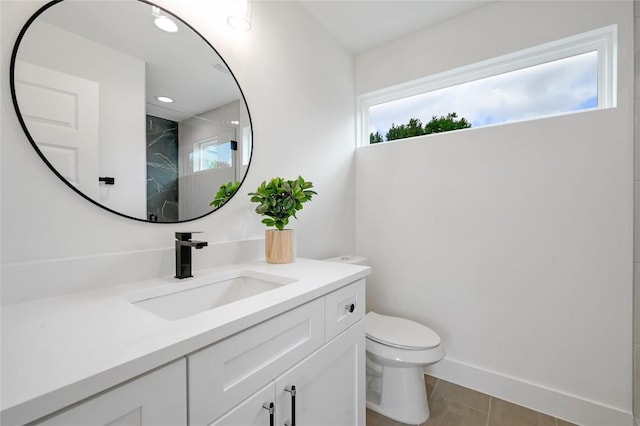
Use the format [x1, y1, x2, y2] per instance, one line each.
[425, 357, 633, 426]
[1, 238, 264, 306]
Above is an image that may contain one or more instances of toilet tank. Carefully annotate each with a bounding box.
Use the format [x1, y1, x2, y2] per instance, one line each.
[323, 255, 369, 266]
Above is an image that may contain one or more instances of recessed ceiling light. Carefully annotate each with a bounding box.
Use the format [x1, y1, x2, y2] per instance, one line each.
[151, 6, 178, 33]
[154, 16, 178, 33]
[155, 96, 174, 103]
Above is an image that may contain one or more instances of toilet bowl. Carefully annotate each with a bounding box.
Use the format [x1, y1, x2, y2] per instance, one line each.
[323, 256, 445, 425]
[365, 311, 444, 425]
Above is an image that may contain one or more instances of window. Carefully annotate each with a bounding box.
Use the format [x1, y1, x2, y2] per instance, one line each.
[358, 25, 617, 145]
[191, 138, 233, 172]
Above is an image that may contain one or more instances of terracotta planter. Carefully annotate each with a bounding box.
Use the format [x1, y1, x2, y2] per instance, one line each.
[265, 229, 295, 264]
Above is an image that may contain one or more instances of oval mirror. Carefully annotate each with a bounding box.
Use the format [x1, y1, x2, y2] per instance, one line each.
[10, 0, 252, 222]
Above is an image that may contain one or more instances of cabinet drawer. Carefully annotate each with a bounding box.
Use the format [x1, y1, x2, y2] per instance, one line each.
[324, 280, 365, 342]
[188, 298, 324, 425]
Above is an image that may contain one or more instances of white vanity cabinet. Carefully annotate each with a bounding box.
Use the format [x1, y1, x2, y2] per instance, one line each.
[2, 262, 369, 426]
[192, 280, 366, 426]
[34, 359, 187, 426]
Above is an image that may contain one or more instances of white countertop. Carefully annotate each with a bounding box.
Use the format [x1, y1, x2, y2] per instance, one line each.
[0, 258, 370, 425]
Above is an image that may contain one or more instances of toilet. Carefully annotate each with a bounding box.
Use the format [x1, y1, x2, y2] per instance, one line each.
[324, 256, 445, 425]
[365, 311, 444, 424]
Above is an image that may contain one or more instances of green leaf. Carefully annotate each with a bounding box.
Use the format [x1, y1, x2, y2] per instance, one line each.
[248, 176, 317, 229]
[210, 181, 241, 207]
[262, 218, 275, 226]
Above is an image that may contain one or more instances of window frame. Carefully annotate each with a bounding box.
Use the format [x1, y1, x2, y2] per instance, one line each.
[356, 25, 617, 146]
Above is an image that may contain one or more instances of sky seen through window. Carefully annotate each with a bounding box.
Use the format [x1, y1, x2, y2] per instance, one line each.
[369, 51, 598, 139]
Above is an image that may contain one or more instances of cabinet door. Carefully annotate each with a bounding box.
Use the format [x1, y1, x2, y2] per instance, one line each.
[35, 360, 186, 426]
[275, 321, 365, 426]
[209, 383, 275, 426]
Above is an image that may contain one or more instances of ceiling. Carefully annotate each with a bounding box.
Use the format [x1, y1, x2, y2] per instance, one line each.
[298, 0, 493, 54]
[33, 1, 241, 122]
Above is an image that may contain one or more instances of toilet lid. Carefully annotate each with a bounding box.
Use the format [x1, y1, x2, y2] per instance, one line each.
[365, 311, 441, 349]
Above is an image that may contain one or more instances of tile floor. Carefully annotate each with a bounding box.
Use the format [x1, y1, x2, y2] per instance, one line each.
[366, 375, 577, 426]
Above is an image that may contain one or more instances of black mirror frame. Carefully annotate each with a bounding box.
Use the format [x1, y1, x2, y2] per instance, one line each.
[9, 0, 253, 223]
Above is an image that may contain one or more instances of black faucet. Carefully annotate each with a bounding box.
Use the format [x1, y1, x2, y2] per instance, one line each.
[175, 232, 208, 279]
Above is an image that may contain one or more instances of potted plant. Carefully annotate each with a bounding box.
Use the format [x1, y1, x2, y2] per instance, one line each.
[249, 176, 316, 263]
[210, 181, 241, 208]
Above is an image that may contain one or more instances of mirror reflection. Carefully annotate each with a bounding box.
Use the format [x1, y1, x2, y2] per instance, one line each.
[11, 0, 252, 222]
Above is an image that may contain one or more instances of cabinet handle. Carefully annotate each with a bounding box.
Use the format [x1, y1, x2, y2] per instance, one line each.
[262, 402, 274, 426]
[345, 303, 355, 313]
[284, 385, 296, 426]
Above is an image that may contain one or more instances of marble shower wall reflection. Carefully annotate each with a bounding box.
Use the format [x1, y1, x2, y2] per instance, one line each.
[146, 115, 179, 222]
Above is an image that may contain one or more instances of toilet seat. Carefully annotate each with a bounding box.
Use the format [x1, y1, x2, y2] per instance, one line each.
[365, 311, 441, 349]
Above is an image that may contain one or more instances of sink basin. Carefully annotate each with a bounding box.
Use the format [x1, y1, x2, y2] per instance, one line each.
[131, 272, 296, 320]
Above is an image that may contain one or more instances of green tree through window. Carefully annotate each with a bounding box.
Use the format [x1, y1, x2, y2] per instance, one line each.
[370, 131, 384, 144]
[371, 112, 472, 144]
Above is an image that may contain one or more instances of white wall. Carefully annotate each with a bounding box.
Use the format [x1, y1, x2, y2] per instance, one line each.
[355, 2, 634, 425]
[0, 0, 355, 304]
[16, 20, 147, 219]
